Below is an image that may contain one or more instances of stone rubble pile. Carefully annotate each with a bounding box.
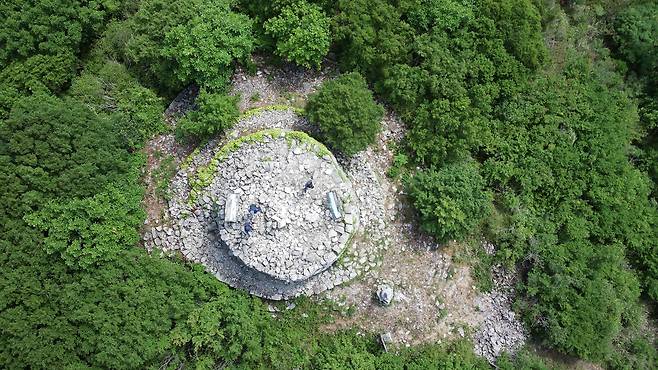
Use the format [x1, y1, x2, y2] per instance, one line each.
[206, 136, 359, 282]
[144, 109, 388, 300]
[473, 263, 528, 363]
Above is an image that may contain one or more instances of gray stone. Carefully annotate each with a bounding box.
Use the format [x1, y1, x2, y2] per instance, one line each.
[224, 193, 239, 223]
[377, 284, 394, 305]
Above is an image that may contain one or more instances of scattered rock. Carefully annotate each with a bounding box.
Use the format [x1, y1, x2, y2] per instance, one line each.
[377, 284, 394, 306]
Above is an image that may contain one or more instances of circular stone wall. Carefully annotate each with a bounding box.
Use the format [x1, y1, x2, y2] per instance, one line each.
[210, 130, 359, 282]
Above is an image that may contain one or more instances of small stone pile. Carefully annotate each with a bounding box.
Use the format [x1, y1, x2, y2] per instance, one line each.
[473, 263, 527, 363]
[205, 135, 359, 282]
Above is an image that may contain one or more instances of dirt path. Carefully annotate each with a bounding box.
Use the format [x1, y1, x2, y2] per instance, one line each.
[320, 111, 488, 348]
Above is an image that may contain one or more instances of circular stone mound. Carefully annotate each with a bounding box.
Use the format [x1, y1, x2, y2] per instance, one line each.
[212, 130, 359, 282]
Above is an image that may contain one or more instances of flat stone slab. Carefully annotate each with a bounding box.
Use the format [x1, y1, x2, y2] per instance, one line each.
[201, 131, 359, 282]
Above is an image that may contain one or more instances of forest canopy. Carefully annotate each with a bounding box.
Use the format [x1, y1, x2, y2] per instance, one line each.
[1, 0, 657, 369]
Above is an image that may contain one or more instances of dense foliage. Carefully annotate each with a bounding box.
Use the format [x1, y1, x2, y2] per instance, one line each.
[116, 0, 254, 93]
[611, 1, 658, 302]
[264, 0, 331, 69]
[307, 72, 384, 156]
[0, 94, 132, 222]
[163, 1, 254, 90]
[176, 89, 240, 141]
[0, 54, 76, 119]
[331, 0, 657, 365]
[67, 61, 166, 149]
[1, 0, 657, 368]
[26, 183, 145, 269]
[407, 161, 492, 242]
[614, 3, 658, 81]
[0, 0, 110, 65]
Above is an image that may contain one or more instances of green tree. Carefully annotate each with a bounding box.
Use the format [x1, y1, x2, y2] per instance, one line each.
[67, 61, 166, 149]
[26, 184, 145, 270]
[122, 0, 254, 92]
[521, 241, 640, 360]
[399, 0, 475, 32]
[0, 237, 271, 369]
[478, 0, 547, 69]
[175, 89, 240, 141]
[0, 54, 77, 119]
[0, 0, 104, 65]
[407, 161, 492, 241]
[164, 1, 254, 90]
[264, 0, 331, 69]
[0, 94, 131, 222]
[170, 296, 268, 366]
[614, 3, 658, 80]
[333, 0, 414, 79]
[306, 73, 384, 155]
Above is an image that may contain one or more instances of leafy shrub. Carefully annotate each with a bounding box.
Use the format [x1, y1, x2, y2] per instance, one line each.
[0, 54, 77, 119]
[306, 72, 384, 155]
[399, 0, 475, 32]
[122, 0, 254, 92]
[264, 0, 331, 68]
[478, 0, 547, 69]
[520, 241, 640, 360]
[396, 339, 490, 369]
[374, 6, 536, 166]
[333, 0, 414, 79]
[0, 94, 131, 220]
[0, 0, 105, 65]
[0, 239, 271, 369]
[614, 3, 658, 80]
[68, 61, 166, 148]
[387, 153, 409, 178]
[496, 349, 554, 370]
[406, 161, 492, 242]
[163, 1, 254, 90]
[170, 296, 268, 366]
[26, 184, 145, 269]
[406, 98, 480, 166]
[176, 89, 240, 141]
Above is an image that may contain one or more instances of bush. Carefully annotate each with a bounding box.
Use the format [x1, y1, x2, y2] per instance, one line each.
[176, 89, 239, 141]
[0, 54, 77, 119]
[163, 0, 254, 90]
[68, 61, 166, 149]
[26, 183, 145, 270]
[406, 161, 492, 242]
[264, 0, 331, 69]
[478, 0, 547, 69]
[306, 72, 384, 155]
[0, 94, 132, 220]
[0, 0, 105, 65]
[520, 241, 641, 361]
[170, 296, 268, 366]
[333, 0, 414, 79]
[123, 0, 254, 92]
[614, 3, 658, 80]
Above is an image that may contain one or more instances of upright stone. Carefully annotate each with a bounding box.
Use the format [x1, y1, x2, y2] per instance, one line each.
[327, 191, 342, 220]
[224, 193, 239, 223]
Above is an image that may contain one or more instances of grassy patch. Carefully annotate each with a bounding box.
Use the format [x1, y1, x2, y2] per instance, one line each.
[239, 104, 304, 120]
[151, 154, 177, 200]
[452, 238, 495, 293]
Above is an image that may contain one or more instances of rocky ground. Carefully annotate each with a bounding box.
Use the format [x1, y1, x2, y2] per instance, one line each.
[203, 134, 359, 282]
[141, 58, 527, 363]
